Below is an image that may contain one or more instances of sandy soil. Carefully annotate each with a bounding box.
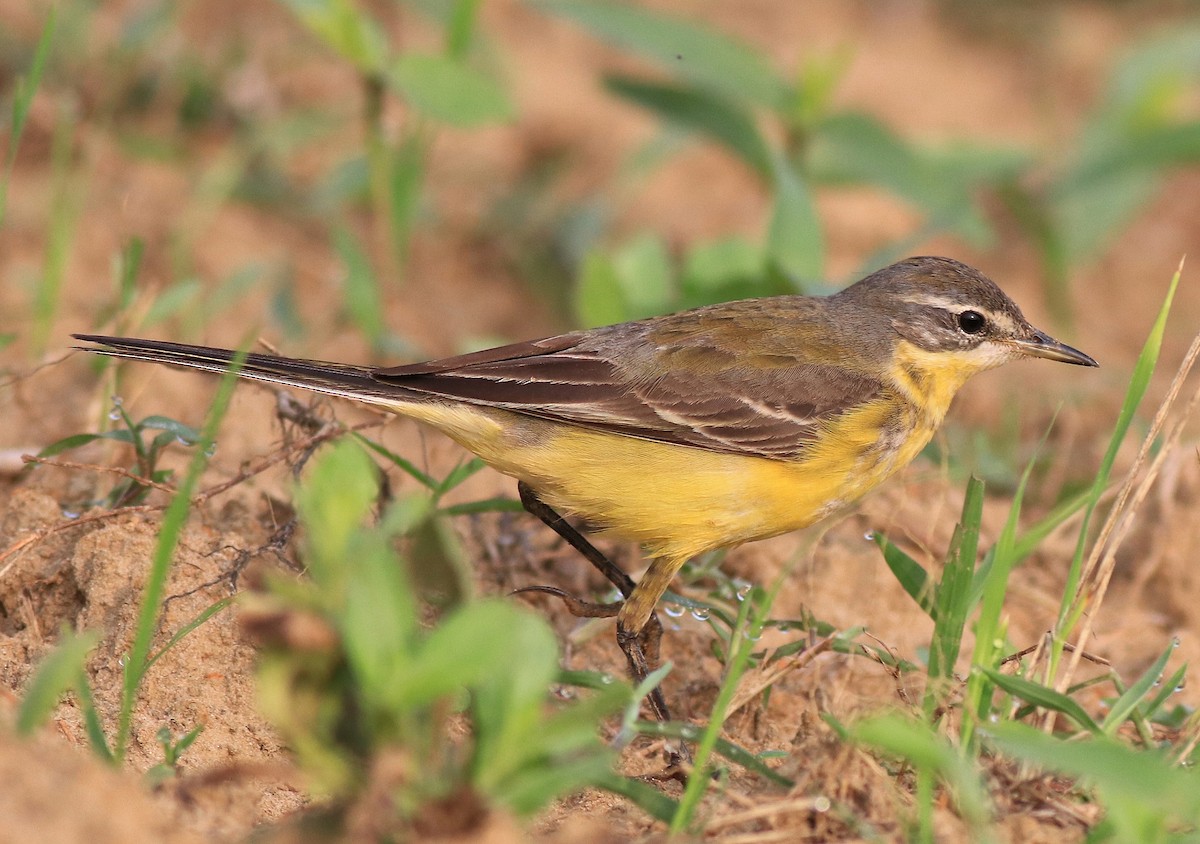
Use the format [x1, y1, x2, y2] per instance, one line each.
[2, 0, 1199, 840]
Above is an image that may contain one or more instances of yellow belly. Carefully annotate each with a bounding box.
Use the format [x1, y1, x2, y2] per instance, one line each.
[392, 392, 940, 564]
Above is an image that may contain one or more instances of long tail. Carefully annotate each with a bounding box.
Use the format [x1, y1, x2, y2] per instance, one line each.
[72, 334, 410, 409]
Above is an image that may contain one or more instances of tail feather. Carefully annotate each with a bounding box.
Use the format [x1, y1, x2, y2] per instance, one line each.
[71, 334, 409, 408]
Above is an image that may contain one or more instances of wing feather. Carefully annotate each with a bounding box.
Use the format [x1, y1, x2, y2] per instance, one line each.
[371, 315, 883, 459]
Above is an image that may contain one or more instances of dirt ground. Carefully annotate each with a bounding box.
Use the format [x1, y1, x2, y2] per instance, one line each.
[2, 1, 1199, 841]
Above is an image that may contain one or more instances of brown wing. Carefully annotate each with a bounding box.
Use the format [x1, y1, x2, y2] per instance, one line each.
[372, 303, 883, 459]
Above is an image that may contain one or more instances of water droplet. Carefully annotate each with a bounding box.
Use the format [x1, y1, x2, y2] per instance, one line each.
[863, 531, 876, 542]
[679, 726, 698, 739]
[1172, 637, 1181, 649]
[735, 583, 752, 602]
[988, 713, 999, 723]
[599, 673, 614, 685]
[117, 655, 127, 667]
[663, 603, 684, 618]
[813, 796, 831, 813]
[203, 443, 217, 458]
[743, 629, 762, 643]
[61, 509, 80, 520]
[690, 607, 710, 622]
[1175, 684, 1186, 694]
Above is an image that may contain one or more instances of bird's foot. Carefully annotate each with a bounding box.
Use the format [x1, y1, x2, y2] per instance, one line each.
[510, 584, 621, 618]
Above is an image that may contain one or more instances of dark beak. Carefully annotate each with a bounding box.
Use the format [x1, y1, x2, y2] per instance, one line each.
[1010, 330, 1098, 367]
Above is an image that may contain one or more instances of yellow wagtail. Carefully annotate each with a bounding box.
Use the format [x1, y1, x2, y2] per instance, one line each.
[74, 256, 1096, 718]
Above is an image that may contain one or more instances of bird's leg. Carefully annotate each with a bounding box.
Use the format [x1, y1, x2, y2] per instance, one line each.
[515, 482, 671, 723]
[517, 482, 635, 598]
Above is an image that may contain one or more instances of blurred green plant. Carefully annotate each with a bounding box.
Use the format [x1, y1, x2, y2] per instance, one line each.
[0, 7, 55, 229]
[531, 0, 1027, 326]
[278, 0, 515, 351]
[530, 3, 1200, 331]
[1000, 28, 1200, 325]
[244, 437, 674, 831]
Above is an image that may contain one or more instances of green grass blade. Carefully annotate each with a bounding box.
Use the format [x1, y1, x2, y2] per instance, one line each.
[115, 347, 246, 761]
[352, 432, 437, 489]
[592, 770, 679, 823]
[1, 6, 56, 227]
[75, 667, 116, 764]
[962, 437, 1043, 749]
[926, 477, 984, 716]
[635, 720, 794, 787]
[979, 668, 1102, 734]
[875, 533, 934, 617]
[1056, 266, 1180, 636]
[16, 628, 101, 736]
[1101, 638, 1177, 735]
[143, 596, 235, 674]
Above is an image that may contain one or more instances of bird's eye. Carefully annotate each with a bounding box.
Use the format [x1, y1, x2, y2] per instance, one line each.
[957, 310, 987, 335]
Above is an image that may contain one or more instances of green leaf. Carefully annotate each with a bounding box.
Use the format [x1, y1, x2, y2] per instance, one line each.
[17, 629, 101, 735]
[604, 76, 773, 177]
[874, 533, 934, 617]
[978, 668, 1101, 734]
[574, 251, 627, 328]
[388, 53, 515, 127]
[333, 226, 385, 345]
[636, 720, 794, 787]
[294, 439, 380, 593]
[279, 0, 389, 73]
[398, 600, 553, 708]
[925, 477, 984, 716]
[140, 416, 202, 445]
[680, 237, 763, 302]
[1, 6, 55, 226]
[592, 770, 679, 822]
[983, 720, 1200, 840]
[767, 158, 823, 281]
[851, 713, 990, 828]
[1101, 638, 1178, 735]
[534, 0, 788, 108]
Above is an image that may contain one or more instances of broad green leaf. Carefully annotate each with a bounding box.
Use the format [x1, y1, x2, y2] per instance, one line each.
[534, 0, 788, 108]
[680, 236, 763, 302]
[399, 600, 553, 708]
[388, 53, 514, 127]
[604, 76, 773, 177]
[294, 439, 380, 591]
[575, 251, 627, 328]
[984, 720, 1200, 840]
[767, 158, 823, 281]
[612, 232, 673, 319]
[279, 0, 389, 73]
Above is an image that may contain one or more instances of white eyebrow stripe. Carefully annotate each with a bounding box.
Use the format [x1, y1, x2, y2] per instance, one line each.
[896, 294, 1020, 334]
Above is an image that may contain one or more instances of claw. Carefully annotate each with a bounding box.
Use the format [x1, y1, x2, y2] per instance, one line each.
[511, 585, 621, 618]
